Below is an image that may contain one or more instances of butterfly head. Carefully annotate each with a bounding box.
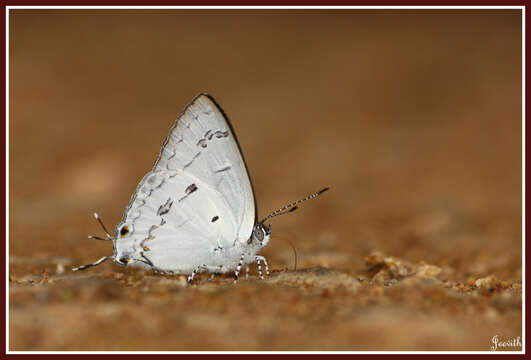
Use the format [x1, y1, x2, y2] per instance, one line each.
[72, 213, 134, 272]
[250, 222, 271, 248]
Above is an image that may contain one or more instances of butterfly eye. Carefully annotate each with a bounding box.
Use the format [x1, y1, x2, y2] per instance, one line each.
[253, 227, 264, 242]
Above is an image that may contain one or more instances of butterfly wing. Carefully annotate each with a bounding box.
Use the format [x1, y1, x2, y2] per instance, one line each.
[113, 94, 257, 273]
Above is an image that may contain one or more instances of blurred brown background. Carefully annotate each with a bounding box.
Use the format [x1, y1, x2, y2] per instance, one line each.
[9, 9, 522, 351]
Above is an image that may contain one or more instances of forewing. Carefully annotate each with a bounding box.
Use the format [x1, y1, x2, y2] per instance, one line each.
[113, 94, 256, 272]
[152, 94, 256, 243]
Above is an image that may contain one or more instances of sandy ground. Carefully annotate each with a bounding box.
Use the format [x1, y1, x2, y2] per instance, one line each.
[9, 9, 522, 351]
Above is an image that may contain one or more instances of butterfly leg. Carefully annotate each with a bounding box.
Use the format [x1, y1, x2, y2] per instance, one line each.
[187, 267, 200, 284]
[188, 264, 222, 284]
[255, 256, 270, 277]
[187, 264, 208, 284]
[233, 253, 246, 284]
[256, 258, 264, 280]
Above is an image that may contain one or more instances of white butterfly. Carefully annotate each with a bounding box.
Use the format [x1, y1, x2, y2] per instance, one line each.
[73, 94, 328, 283]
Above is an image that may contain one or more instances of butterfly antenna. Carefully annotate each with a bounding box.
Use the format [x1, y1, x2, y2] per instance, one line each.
[90, 212, 113, 241]
[260, 187, 330, 224]
[72, 256, 113, 271]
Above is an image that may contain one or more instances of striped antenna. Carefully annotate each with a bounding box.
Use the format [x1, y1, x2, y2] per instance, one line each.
[259, 187, 329, 224]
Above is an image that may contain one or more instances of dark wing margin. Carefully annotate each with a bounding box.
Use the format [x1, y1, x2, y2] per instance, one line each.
[199, 94, 258, 223]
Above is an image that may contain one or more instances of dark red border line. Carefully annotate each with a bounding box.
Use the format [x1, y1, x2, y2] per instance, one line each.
[3, 1, 526, 358]
[0, 1, 528, 6]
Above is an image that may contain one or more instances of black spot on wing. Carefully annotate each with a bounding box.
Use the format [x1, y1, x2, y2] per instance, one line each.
[214, 165, 231, 173]
[178, 184, 198, 203]
[183, 152, 201, 169]
[196, 129, 230, 148]
[197, 139, 207, 148]
[157, 198, 173, 216]
[211, 216, 219, 222]
[215, 130, 229, 138]
[185, 183, 198, 195]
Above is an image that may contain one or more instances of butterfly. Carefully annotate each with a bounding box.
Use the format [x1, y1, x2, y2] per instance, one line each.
[72, 94, 329, 283]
